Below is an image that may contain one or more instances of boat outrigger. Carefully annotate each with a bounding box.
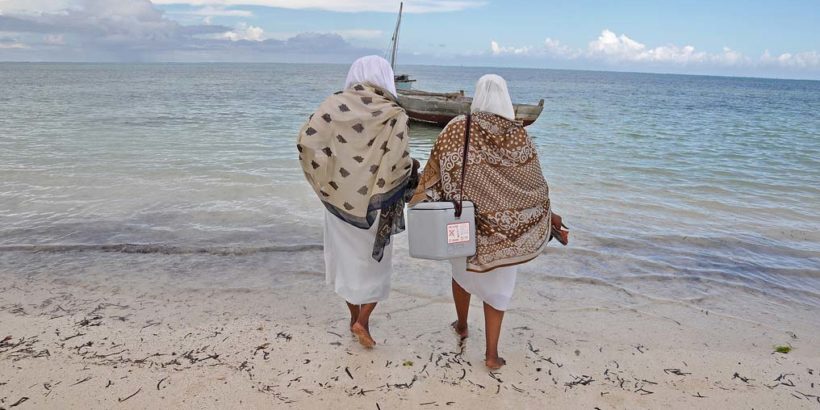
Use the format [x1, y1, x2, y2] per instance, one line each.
[388, 2, 544, 127]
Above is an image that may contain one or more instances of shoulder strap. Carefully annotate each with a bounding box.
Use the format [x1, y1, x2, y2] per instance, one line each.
[454, 114, 471, 218]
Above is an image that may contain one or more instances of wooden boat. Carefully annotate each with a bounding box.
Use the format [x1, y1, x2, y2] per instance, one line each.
[397, 89, 544, 127]
[387, 3, 544, 127]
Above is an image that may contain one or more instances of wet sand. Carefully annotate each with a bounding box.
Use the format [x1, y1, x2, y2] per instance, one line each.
[1, 248, 819, 409]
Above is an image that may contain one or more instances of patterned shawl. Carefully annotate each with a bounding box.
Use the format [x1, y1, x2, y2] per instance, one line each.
[410, 112, 551, 272]
[298, 83, 417, 261]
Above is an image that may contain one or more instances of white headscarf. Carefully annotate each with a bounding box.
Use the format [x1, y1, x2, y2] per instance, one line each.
[471, 74, 515, 121]
[344, 55, 397, 98]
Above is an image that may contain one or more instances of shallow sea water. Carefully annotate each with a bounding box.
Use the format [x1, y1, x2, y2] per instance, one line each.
[1, 63, 818, 313]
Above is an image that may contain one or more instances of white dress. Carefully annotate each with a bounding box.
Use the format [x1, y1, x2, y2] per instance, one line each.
[324, 210, 393, 305]
[450, 258, 518, 311]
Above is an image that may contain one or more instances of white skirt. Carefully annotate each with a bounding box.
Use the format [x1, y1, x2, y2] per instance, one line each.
[450, 258, 518, 311]
[324, 210, 393, 305]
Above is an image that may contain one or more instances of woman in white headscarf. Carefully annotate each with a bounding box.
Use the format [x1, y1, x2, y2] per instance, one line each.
[411, 74, 568, 369]
[298, 56, 418, 348]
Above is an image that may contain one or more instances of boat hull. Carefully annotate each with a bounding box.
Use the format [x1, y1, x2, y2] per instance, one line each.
[397, 90, 543, 127]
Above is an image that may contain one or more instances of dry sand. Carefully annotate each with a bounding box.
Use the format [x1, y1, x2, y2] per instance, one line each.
[1, 248, 819, 409]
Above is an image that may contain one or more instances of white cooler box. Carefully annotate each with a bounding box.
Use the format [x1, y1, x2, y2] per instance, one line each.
[407, 201, 476, 260]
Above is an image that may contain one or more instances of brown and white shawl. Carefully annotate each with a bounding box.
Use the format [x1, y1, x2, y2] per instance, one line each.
[298, 83, 417, 261]
[411, 112, 551, 272]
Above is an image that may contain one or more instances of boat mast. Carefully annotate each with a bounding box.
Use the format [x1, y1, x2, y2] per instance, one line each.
[390, 2, 403, 70]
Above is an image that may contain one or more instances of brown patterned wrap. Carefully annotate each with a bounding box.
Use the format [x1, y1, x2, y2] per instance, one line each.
[298, 83, 417, 261]
[411, 112, 551, 272]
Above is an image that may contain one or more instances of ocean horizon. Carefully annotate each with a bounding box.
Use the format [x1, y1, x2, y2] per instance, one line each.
[3, 61, 820, 82]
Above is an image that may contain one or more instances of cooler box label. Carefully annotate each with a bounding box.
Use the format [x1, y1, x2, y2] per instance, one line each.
[447, 222, 471, 244]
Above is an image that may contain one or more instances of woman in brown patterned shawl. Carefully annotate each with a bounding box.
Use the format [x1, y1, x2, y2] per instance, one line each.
[298, 56, 418, 348]
[411, 74, 567, 369]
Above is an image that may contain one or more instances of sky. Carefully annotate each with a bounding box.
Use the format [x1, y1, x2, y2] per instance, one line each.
[0, 0, 818, 79]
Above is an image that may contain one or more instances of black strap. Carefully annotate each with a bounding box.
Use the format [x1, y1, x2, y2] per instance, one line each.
[454, 114, 471, 218]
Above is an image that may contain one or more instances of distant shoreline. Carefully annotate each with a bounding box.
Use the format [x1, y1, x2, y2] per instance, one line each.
[1, 60, 818, 82]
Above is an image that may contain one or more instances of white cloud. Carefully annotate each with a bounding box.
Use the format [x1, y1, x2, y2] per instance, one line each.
[0, 0, 72, 14]
[263, 29, 382, 41]
[187, 6, 253, 17]
[543, 37, 580, 58]
[490, 40, 532, 56]
[334, 29, 382, 40]
[586, 30, 751, 66]
[223, 22, 264, 41]
[490, 29, 761, 68]
[150, 0, 485, 13]
[761, 50, 820, 69]
[43, 34, 64, 44]
[0, 39, 27, 49]
[490, 38, 578, 58]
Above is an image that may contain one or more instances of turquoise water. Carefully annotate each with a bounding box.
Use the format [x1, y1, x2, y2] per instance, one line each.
[1, 63, 819, 307]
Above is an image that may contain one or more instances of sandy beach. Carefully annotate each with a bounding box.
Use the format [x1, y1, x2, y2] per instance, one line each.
[2, 243, 818, 410]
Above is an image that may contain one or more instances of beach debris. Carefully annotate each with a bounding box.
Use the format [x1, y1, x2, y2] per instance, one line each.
[8, 397, 29, 408]
[60, 332, 85, 342]
[693, 392, 707, 398]
[634, 344, 646, 354]
[345, 367, 354, 380]
[664, 368, 691, 376]
[766, 373, 796, 388]
[392, 375, 417, 389]
[157, 377, 168, 390]
[118, 387, 141, 403]
[181, 349, 219, 364]
[70, 376, 92, 386]
[774, 345, 792, 354]
[732, 372, 752, 383]
[275, 332, 292, 341]
[77, 315, 103, 327]
[565, 375, 593, 388]
[140, 320, 161, 330]
[253, 343, 270, 356]
[402, 360, 413, 367]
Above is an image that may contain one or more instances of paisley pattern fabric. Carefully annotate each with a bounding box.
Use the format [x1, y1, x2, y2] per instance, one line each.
[411, 112, 551, 272]
[298, 83, 417, 261]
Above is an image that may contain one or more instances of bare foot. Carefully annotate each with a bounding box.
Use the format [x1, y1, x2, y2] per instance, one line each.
[451, 320, 468, 339]
[485, 356, 506, 370]
[351, 322, 376, 349]
[349, 317, 357, 333]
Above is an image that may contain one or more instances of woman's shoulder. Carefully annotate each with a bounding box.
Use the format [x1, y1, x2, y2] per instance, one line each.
[439, 115, 469, 138]
[445, 114, 468, 127]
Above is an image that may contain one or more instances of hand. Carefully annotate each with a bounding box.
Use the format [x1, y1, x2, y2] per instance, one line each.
[551, 212, 562, 230]
[551, 212, 569, 245]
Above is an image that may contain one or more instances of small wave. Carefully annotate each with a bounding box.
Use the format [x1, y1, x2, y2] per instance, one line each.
[0, 243, 323, 256]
